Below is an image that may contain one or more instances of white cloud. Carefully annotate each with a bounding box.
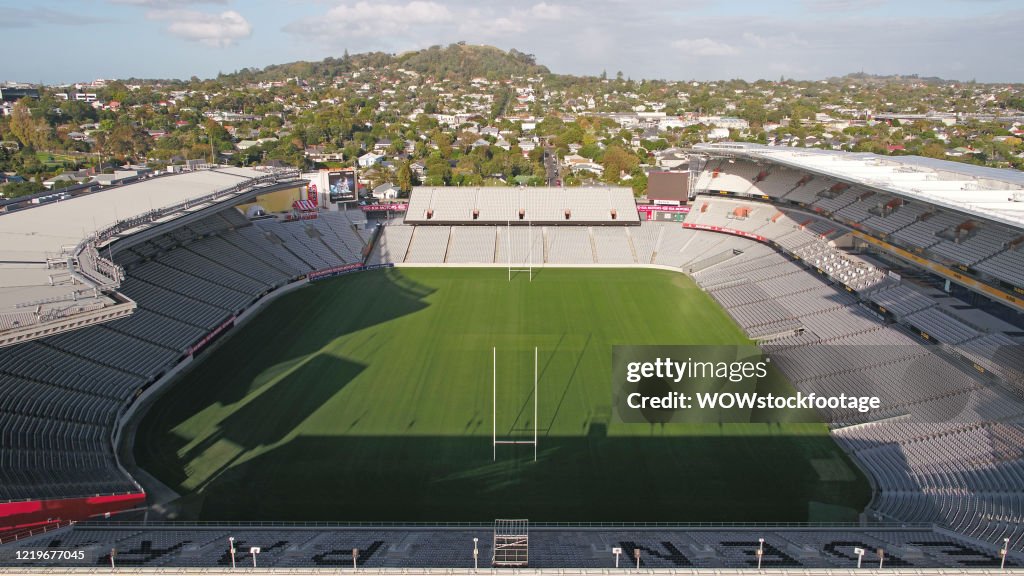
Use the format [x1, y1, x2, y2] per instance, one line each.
[285, 1, 568, 45]
[147, 9, 252, 47]
[486, 16, 528, 35]
[742, 31, 809, 51]
[671, 37, 739, 56]
[742, 32, 768, 50]
[295, 1, 453, 37]
[531, 2, 564, 20]
[277, 0, 1023, 83]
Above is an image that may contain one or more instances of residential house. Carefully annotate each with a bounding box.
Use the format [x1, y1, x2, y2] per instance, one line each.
[358, 152, 384, 168]
[410, 162, 427, 179]
[43, 174, 79, 190]
[372, 183, 401, 200]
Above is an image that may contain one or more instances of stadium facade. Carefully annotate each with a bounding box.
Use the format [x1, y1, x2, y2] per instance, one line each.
[1, 147, 1023, 569]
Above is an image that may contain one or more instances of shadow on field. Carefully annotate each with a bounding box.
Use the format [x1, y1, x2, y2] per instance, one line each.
[184, 268, 435, 407]
[179, 353, 368, 493]
[183, 428, 875, 524]
[134, 268, 436, 489]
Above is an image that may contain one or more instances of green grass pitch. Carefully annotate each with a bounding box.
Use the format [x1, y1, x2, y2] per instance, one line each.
[134, 267, 871, 522]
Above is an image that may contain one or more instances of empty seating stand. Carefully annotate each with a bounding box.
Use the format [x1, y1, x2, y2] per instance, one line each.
[2, 195, 1023, 548]
[5, 525, 1015, 568]
[0, 208, 368, 501]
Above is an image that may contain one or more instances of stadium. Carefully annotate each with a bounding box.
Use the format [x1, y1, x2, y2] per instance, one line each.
[0, 145, 1023, 571]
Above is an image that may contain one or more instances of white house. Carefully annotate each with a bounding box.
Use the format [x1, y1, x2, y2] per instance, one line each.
[570, 162, 604, 176]
[708, 127, 731, 140]
[358, 152, 384, 168]
[372, 183, 401, 200]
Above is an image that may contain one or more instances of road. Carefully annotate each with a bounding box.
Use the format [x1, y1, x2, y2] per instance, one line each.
[543, 146, 560, 186]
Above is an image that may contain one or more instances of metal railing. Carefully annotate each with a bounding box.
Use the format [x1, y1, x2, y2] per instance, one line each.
[0, 520, 75, 545]
[0, 169, 301, 333]
[72, 520, 937, 530]
[92, 169, 299, 246]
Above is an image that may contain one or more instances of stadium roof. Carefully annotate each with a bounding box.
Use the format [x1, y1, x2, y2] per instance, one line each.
[693, 143, 1024, 230]
[0, 167, 265, 262]
[0, 167, 297, 346]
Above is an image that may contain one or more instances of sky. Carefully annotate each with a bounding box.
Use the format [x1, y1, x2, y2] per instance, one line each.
[3, 0, 1022, 85]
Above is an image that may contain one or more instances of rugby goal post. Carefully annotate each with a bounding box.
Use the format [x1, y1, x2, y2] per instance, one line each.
[492, 347, 538, 462]
[507, 220, 534, 282]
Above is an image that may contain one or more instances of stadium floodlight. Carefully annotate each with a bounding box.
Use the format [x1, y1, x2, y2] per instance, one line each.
[250, 547, 260, 568]
[1001, 537, 1010, 571]
[229, 537, 235, 569]
[612, 547, 622, 568]
[473, 538, 479, 571]
[877, 548, 885, 569]
[854, 547, 865, 569]
[757, 538, 764, 570]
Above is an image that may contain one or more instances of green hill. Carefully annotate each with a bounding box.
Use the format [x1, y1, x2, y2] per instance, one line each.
[396, 43, 549, 80]
[218, 43, 550, 84]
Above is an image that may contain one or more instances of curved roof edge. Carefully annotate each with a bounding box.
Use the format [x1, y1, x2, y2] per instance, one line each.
[0, 167, 301, 347]
[693, 143, 1024, 231]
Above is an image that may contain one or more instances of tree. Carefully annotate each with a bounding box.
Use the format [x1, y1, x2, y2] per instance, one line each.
[921, 142, 947, 159]
[629, 168, 647, 197]
[98, 121, 151, 163]
[424, 151, 451, 186]
[396, 159, 415, 192]
[0, 180, 44, 199]
[599, 145, 638, 182]
[8, 101, 49, 150]
[369, 166, 391, 189]
[203, 119, 233, 152]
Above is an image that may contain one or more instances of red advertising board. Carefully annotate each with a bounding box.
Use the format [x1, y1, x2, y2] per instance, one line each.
[307, 183, 318, 207]
[636, 205, 691, 214]
[188, 316, 236, 356]
[308, 263, 364, 281]
[360, 203, 408, 212]
[0, 493, 145, 533]
[636, 204, 691, 221]
[308, 263, 394, 282]
[682, 222, 767, 243]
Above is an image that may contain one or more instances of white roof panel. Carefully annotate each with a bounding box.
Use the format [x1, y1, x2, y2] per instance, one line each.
[694, 143, 1024, 230]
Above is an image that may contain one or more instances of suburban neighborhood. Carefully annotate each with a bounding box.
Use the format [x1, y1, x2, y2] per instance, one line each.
[2, 43, 1023, 202]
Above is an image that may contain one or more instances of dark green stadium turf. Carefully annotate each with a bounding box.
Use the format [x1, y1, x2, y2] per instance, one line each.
[135, 267, 871, 522]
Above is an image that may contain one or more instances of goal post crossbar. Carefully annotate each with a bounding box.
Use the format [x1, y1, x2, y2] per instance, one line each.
[492, 346, 538, 462]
